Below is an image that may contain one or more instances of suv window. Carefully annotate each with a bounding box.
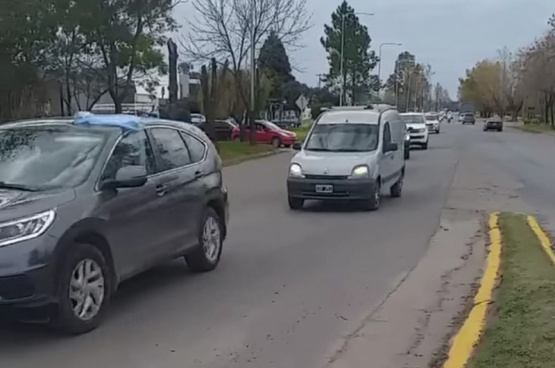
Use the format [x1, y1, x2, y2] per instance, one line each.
[101, 130, 155, 182]
[149, 128, 192, 172]
[181, 132, 206, 163]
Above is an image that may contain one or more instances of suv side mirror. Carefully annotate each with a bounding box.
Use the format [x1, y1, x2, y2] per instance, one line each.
[386, 142, 398, 152]
[101, 165, 147, 190]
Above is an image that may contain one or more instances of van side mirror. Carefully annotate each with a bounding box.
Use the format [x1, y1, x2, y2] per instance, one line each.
[292, 142, 302, 151]
[386, 142, 398, 152]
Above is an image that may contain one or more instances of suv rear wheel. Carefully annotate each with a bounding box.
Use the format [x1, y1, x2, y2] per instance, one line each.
[186, 207, 223, 273]
[55, 243, 112, 335]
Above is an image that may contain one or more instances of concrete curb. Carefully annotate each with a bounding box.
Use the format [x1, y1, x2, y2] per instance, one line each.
[222, 149, 287, 167]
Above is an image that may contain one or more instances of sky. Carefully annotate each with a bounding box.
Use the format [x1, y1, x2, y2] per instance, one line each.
[177, 0, 554, 99]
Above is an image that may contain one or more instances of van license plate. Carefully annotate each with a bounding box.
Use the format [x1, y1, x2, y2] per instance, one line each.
[315, 185, 333, 193]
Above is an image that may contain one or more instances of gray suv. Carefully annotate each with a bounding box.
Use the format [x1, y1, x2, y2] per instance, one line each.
[0, 114, 229, 334]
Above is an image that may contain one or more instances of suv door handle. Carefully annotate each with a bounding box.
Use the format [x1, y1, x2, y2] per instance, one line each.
[194, 170, 204, 179]
[155, 184, 167, 196]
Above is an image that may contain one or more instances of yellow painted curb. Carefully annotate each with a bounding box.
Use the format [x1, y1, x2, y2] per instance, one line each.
[442, 213, 502, 368]
[527, 216, 555, 265]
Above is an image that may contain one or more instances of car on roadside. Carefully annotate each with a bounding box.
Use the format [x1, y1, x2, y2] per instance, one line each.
[286, 105, 406, 211]
[401, 113, 429, 150]
[0, 113, 229, 334]
[425, 113, 441, 133]
[272, 119, 301, 129]
[483, 117, 503, 132]
[190, 113, 206, 125]
[231, 120, 297, 148]
[461, 112, 476, 125]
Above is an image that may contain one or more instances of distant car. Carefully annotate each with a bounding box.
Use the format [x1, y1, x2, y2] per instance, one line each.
[0, 114, 229, 334]
[401, 113, 429, 150]
[272, 119, 301, 129]
[425, 114, 441, 133]
[461, 112, 475, 125]
[231, 120, 297, 148]
[483, 118, 503, 132]
[287, 105, 406, 211]
[190, 113, 206, 125]
[198, 119, 236, 141]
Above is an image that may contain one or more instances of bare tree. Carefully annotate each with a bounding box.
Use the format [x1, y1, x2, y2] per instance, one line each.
[182, 0, 311, 142]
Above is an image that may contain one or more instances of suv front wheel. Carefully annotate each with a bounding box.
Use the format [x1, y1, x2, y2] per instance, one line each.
[55, 243, 112, 335]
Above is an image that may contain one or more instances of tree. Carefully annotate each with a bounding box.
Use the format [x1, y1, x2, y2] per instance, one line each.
[78, 0, 178, 113]
[183, 0, 311, 144]
[383, 51, 416, 111]
[321, 1, 378, 105]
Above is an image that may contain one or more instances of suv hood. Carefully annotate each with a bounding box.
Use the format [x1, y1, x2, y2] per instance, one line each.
[292, 150, 372, 176]
[0, 189, 76, 223]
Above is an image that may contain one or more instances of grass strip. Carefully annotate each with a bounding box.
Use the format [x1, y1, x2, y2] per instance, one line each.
[217, 141, 275, 165]
[467, 213, 555, 368]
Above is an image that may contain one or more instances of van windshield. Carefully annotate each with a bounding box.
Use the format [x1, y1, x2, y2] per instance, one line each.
[305, 124, 379, 152]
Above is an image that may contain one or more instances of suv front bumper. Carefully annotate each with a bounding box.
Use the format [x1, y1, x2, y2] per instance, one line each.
[287, 177, 376, 200]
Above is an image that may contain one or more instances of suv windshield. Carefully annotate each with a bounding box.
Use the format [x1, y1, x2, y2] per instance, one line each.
[305, 124, 379, 152]
[425, 115, 438, 121]
[0, 126, 108, 191]
[401, 115, 425, 124]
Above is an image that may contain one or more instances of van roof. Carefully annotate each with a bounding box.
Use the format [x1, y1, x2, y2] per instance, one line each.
[317, 110, 380, 125]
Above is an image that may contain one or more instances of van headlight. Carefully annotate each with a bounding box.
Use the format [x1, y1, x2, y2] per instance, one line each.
[0, 210, 56, 247]
[351, 165, 369, 178]
[289, 163, 304, 177]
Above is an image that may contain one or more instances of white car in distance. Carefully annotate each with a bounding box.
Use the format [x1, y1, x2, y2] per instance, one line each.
[401, 113, 429, 150]
[425, 113, 441, 133]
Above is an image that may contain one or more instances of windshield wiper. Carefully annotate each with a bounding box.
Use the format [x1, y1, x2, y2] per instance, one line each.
[305, 148, 332, 151]
[0, 182, 38, 192]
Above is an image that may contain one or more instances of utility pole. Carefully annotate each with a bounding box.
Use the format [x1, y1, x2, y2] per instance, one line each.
[339, 14, 345, 106]
[249, 5, 256, 144]
[377, 42, 401, 101]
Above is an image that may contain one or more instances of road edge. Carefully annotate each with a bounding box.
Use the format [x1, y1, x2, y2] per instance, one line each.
[222, 149, 286, 167]
[442, 213, 501, 368]
[527, 215, 555, 265]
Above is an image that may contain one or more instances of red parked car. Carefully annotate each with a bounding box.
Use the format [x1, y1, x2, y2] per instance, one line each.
[231, 120, 297, 148]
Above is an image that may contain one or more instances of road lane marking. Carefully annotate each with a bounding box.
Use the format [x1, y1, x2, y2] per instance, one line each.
[442, 212, 501, 368]
[527, 215, 555, 265]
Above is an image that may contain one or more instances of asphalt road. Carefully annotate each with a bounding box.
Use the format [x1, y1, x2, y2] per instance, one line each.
[0, 121, 551, 368]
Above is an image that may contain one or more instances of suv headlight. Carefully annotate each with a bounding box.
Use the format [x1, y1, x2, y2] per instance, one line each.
[0, 210, 56, 247]
[351, 165, 369, 178]
[289, 163, 304, 177]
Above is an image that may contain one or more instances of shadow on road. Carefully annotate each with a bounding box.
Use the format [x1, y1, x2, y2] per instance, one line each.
[0, 260, 198, 341]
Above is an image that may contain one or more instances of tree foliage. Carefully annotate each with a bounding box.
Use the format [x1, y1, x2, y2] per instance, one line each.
[320, 0, 378, 105]
[0, 0, 177, 121]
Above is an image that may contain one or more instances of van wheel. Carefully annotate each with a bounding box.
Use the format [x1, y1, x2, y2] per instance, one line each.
[186, 207, 223, 273]
[54, 243, 112, 335]
[288, 197, 304, 210]
[422, 141, 428, 150]
[390, 171, 404, 198]
[271, 137, 281, 148]
[363, 182, 380, 211]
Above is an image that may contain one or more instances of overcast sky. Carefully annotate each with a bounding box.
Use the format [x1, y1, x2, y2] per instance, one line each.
[178, 0, 554, 99]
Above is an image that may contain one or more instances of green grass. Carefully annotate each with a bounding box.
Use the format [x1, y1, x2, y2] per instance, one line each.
[217, 141, 274, 163]
[467, 213, 555, 368]
[512, 122, 555, 135]
[290, 126, 311, 141]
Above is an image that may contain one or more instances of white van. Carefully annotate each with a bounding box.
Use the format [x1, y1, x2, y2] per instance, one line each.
[287, 105, 406, 211]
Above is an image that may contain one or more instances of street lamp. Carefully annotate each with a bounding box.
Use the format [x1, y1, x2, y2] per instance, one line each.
[340, 11, 374, 106]
[377, 42, 402, 99]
